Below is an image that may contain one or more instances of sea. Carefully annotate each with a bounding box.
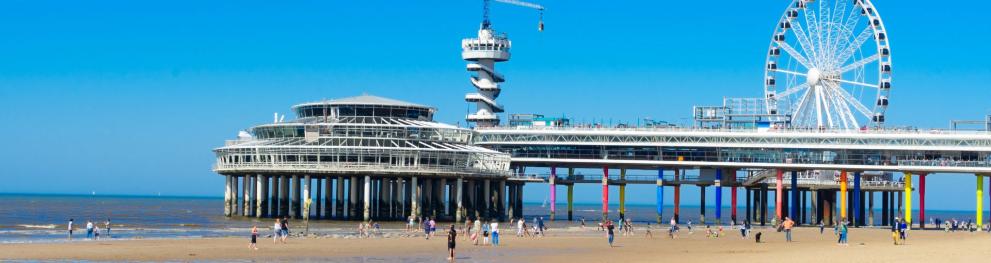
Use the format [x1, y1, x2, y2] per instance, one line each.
[0, 193, 982, 244]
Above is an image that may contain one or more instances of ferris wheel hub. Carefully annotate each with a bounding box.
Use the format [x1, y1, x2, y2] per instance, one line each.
[806, 68, 821, 86]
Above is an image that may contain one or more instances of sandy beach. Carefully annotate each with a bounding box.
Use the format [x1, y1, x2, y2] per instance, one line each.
[2, 226, 991, 262]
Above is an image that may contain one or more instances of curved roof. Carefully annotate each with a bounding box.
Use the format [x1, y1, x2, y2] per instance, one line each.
[292, 94, 434, 111]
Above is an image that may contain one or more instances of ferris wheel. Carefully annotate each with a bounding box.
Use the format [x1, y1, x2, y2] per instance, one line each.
[764, 0, 892, 130]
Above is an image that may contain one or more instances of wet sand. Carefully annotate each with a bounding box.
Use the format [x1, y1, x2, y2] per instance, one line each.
[2, 226, 990, 262]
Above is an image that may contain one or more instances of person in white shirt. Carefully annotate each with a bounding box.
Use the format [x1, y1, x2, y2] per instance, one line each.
[491, 222, 500, 246]
[517, 218, 525, 237]
[86, 221, 94, 239]
[67, 219, 74, 240]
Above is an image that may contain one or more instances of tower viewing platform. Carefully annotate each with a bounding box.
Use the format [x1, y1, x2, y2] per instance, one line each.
[463, 26, 511, 127]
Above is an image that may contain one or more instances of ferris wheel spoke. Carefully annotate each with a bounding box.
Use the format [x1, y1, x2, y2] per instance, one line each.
[835, 3, 863, 55]
[778, 83, 810, 98]
[790, 18, 819, 66]
[803, 9, 822, 65]
[826, 86, 856, 129]
[791, 85, 815, 124]
[817, 86, 836, 127]
[835, 27, 875, 66]
[832, 83, 860, 128]
[832, 84, 874, 118]
[838, 54, 879, 74]
[775, 41, 813, 69]
[774, 69, 808, 77]
[828, 78, 876, 88]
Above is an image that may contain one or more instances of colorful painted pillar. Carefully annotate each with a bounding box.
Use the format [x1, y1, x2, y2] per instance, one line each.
[715, 169, 722, 224]
[790, 171, 798, 222]
[731, 186, 738, 224]
[840, 171, 848, 221]
[853, 172, 862, 227]
[619, 169, 627, 220]
[919, 173, 926, 229]
[674, 185, 681, 223]
[568, 168, 575, 221]
[977, 175, 984, 229]
[602, 166, 609, 220]
[904, 172, 912, 226]
[775, 169, 783, 220]
[550, 166, 557, 220]
[657, 168, 664, 224]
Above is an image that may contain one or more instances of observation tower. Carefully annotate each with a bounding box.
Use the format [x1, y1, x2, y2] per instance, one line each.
[462, 22, 510, 127]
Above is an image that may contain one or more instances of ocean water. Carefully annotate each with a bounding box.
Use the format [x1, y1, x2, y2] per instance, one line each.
[0, 193, 983, 243]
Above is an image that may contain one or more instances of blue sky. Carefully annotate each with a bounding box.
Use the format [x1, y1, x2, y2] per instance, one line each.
[0, 0, 988, 210]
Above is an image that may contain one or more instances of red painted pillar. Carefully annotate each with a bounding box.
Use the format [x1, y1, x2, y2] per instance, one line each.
[919, 174, 926, 229]
[775, 169, 784, 220]
[731, 186, 738, 224]
[602, 166, 609, 220]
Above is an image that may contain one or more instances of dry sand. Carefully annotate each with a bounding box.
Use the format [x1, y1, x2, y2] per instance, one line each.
[2, 226, 990, 262]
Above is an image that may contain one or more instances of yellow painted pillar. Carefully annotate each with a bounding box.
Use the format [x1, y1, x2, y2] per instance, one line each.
[904, 172, 912, 225]
[619, 169, 627, 219]
[840, 171, 848, 219]
[978, 175, 984, 229]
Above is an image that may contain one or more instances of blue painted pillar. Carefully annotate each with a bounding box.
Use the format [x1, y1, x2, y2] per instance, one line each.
[657, 168, 664, 224]
[853, 172, 862, 227]
[715, 169, 722, 224]
[790, 171, 799, 222]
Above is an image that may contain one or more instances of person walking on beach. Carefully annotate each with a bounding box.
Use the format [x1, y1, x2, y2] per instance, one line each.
[86, 220, 94, 239]
[67, 219, 74, 240]
[898, 219, 908, 244]
[645, 223, 653, 238]
[280, 217, 290, 243]
[482, 221, 491, 245]
[606, 220, 615, 247]
[472, 219, 481, 245]
[104, 219, 112, 239]
[517, 218, 524, 237]
[818, 220, 824, 235]
[491, 221, 500, 246]
[429, 218, 436, 237]
[538, 217, 546, 236]
[740, 221, 748, 238]
[273, 219, 282, 243]
[837, 219, 849, 246]
[93, 225, 101, 240]
[249, 225, 259, 250]
[783, 217, 795, 242]
[465, 219, 473, 241]
[424, 218, 432, 240]
[447, 224, 457, 261]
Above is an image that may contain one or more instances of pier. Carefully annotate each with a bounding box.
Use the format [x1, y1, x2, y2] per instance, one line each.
[213, 0, 991, 230]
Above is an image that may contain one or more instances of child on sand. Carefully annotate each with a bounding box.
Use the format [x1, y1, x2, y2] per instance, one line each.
[891, 228, 899, 245]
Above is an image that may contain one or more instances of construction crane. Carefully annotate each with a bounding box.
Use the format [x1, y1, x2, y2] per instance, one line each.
[482, 0, 545, 32]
